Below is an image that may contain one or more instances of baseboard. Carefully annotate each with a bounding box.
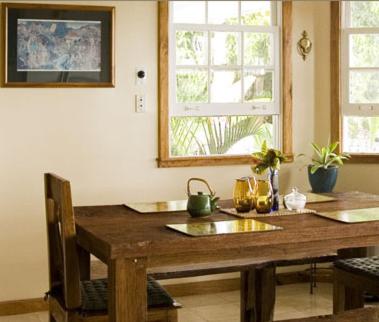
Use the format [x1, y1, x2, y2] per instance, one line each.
[0, 298, 48, 316]
[0, 268, 333, 316]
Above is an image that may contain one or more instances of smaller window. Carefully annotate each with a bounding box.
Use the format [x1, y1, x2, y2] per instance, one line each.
[341, 2, 379, 154]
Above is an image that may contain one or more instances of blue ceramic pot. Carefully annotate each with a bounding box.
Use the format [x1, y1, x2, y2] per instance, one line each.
[308, 166, 338, 193]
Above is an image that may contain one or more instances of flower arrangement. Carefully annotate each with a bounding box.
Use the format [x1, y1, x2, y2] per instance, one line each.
[251, 141, 286, 175]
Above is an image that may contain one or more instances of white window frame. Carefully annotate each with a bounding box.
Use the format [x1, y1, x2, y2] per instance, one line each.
[168, 1, 281, 156]
[341, 2, 379, 117]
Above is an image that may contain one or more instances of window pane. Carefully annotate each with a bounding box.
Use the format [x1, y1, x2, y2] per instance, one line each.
[173, 1, 205, 24]
[170, 116, 274, 156]
[244, 33, 273, 66]
[211, 32, 241, 65]
[176, 31, 207, 65]
[244, 71, 273, 102]
[343, 116, 379, 153]
[241, 1, 271, 26]
[350, 71, 379, 103]
[350, 1, 379, 28]
[208, 1, 238, 25]
[350, 34, 379, 68]
[176, 70, 208, 103]
[210, 70, 241, 103]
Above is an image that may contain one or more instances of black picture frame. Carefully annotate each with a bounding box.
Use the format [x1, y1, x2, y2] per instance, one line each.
[1, 3, 115, 87]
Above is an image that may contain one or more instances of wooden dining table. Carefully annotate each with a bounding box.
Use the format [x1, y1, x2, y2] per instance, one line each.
[74, 191, 379, 322]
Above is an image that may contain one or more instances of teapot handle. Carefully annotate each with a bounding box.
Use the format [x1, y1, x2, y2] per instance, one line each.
[187, 178, 215, 197]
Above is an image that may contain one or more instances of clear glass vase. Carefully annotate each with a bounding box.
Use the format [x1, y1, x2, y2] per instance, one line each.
[268, 169, 279, 211]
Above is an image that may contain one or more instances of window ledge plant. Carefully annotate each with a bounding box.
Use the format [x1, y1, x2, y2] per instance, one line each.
[307, 142, 350, 193]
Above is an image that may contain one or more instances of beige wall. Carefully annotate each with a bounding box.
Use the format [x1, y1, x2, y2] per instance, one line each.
[0, 1, 366, 301]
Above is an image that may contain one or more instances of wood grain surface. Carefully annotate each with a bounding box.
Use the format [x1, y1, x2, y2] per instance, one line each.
[75, 192, 379, 265]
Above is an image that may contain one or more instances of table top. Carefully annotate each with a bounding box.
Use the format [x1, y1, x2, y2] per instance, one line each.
[75, 191, 379, 266]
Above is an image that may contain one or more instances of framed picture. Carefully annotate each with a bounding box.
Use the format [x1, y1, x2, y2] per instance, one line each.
[1, 3, 114, 87]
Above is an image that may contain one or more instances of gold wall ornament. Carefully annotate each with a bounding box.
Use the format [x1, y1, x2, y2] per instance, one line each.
[297, 30, 312, 61]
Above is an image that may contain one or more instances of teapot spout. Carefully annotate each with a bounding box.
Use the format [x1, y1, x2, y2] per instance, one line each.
[210, 196, 220, 212]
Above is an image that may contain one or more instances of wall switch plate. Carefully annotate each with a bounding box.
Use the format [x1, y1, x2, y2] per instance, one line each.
[135, 95, 146, 113]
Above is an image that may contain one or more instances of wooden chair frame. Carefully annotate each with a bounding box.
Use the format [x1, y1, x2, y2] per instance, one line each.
[44, 173, 178, 322]
[333, 266, 379, 314]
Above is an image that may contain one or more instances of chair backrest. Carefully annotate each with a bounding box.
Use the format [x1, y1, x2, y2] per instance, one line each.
[44, 173, 81, 309]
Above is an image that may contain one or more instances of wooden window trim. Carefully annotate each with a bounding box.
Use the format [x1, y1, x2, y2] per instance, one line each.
[331, 2, 379, 163]
[158, 1, 293, 168]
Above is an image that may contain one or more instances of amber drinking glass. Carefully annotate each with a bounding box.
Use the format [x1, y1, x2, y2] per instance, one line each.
[233, 177, 254, 213]
[255, 180, 273, 214]
[248, 176, 257, 209]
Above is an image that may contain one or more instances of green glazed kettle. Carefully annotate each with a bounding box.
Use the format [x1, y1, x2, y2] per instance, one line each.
[187, 178, 219, 218]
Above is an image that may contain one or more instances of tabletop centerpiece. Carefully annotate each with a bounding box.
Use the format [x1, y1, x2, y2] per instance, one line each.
[251, 141, 286, 211]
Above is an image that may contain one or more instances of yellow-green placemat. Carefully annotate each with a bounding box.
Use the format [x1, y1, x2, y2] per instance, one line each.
[125, 200, 187, 213]
[166, 219, 283, 237]
[220, 207, 316, 219]
[314, 207, 379, 223]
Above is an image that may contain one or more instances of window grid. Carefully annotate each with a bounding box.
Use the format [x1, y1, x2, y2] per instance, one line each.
[341, 2, 379, 155]
[169, 1, 280, 118]
[342, 3, 379, 116]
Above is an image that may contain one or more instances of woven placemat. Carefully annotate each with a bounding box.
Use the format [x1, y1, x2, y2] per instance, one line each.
[220, 207, 317, 219]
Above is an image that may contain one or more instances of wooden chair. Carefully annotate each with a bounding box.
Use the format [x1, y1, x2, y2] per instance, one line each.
[333, 256, 379, 314]
[44, 173, 179, 322]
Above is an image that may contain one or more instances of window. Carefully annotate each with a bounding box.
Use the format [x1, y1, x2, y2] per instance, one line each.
[340, 2, 379, 156]
[158, 1, 293, 167]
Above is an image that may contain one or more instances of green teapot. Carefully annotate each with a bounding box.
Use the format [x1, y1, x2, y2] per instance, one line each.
[187, 178, 219, 218]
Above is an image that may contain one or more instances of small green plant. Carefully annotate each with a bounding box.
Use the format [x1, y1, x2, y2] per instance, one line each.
[251, 140, 286, 174]
[309, 142, 350, 174]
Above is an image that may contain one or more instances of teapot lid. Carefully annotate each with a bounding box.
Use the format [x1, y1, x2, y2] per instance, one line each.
[284, 187, 306, 202]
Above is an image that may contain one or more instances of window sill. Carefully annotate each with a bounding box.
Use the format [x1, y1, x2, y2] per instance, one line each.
[347, 154, 379, 164]
[157, 154, 294, 168]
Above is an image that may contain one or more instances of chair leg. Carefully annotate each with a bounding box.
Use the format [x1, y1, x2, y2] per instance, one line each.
[333, 276, 346, 314]
[49, 314, 57, 322]
[344, 286, 364, 311]
[333, 276, 364, 314]
[167, 308, 178, 322]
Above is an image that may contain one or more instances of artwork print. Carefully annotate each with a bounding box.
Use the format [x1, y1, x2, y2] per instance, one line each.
[17, 19, 102, 72]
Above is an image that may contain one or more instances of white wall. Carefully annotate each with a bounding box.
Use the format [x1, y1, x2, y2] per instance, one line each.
[0, 0, 345, 301]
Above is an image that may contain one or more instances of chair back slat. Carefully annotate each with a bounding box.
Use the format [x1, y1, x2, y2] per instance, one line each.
[44, 173, 81, 309]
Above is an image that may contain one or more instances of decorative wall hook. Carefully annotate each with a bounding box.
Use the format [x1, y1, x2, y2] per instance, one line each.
[297, 31, 312, 61]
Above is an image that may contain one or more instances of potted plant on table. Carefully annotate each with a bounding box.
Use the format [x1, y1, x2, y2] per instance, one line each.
[251, 141, 286, 211]
[308, 142, 350, 193]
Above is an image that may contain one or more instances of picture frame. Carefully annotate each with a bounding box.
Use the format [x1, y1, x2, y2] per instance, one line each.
[1, 3, 115, 88]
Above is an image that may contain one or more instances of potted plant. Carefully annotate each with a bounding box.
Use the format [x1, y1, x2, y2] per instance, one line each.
[251, 141, 286, 211]
[308, 142, 350, 193]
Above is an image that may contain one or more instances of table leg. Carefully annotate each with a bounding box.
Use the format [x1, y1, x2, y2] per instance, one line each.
[241, 268, 256, 322]
[108, 257, 147, 322]
[241, 265, 276, 322]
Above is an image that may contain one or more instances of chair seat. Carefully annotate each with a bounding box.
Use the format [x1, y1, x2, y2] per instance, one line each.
[335, 256, 379, 279]
[51, 276, 176, 315]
